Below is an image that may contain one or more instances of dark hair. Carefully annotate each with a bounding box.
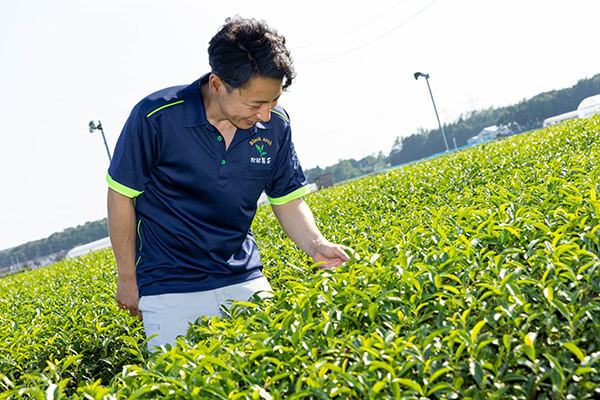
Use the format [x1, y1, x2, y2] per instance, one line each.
[208, 17, 296, 90]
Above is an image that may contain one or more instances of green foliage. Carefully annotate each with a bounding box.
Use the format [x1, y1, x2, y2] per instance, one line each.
[497, 74, 600, 129]
[391, 73, 600, 167]
[0, 219, 109, 271]
[0, 251, 145, 398]
[304, 153, 387, 185]
[303, 74, 600, 184]
[1, 116, 600, 398]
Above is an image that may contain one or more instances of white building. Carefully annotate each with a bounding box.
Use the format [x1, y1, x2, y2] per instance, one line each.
[467, 125, 511, 145]
[577, 94, 600, 118]
[66, 236, 112, 259]
[541, 94, 600, 128]
[543, 110, 579, 127]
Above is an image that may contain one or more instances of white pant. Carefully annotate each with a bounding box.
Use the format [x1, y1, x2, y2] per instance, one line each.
[138, 277, 272, 351]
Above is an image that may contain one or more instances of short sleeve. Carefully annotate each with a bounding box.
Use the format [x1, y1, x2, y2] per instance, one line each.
[264, 121, 309, 205]
[106, 104, 158, 198]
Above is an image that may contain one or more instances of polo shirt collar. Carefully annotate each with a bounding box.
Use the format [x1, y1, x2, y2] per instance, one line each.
[183, 73, 273, 133]
[184, 74, 210, 128]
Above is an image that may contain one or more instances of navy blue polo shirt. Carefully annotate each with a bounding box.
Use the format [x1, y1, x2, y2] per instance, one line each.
[107, 74, 309, 296]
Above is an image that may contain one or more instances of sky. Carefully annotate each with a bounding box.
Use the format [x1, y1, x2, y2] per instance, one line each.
[1, 0, 599, 251]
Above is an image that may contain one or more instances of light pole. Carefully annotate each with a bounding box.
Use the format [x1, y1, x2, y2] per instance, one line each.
[414, 72, 450, 153]
[89, 120, 112, 162]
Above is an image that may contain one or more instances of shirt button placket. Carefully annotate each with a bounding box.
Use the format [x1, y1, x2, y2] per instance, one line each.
[218, 136, 226, 165]
[217, 134, 227, 186]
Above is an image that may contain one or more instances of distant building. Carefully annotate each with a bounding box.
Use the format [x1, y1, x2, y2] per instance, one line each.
[467, 125, 511, 145]
[372, 162, 387, 172]
[543, 110, 579, 127]
[542, 94, 600, 128]
[66, 236, 112, 259]
[577, 94, 600, 118]
[314, 173, 333, 189]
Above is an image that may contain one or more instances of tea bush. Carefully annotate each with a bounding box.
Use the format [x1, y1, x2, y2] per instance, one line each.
[1, 116, 599, 399]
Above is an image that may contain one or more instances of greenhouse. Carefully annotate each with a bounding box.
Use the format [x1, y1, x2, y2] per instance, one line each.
[577, 93, 600, 118]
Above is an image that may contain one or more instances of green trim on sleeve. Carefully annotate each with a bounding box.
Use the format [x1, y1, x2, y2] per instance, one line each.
[106, 173, 144, 198]
[267, 184, 310, 205]
[135, 219, 142, 266]
[146, 100, 184, 118]
[270, 109, 289, 123]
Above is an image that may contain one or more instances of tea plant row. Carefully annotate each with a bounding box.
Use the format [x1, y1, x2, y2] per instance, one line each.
[1, 116, 599, 399]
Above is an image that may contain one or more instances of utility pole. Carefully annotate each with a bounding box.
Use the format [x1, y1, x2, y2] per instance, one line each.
[414, 72, 450, 153]
[89, 120, 112, 162]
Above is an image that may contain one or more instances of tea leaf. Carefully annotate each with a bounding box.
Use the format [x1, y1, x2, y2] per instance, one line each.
[561, 342, 585, 362]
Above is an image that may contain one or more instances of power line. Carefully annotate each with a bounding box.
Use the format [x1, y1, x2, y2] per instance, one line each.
[297, 0, 439, 64]
[294, 0, 409, 49]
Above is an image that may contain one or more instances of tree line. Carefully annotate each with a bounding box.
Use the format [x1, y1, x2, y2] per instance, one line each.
[0, 219, 108, 270]
[2, 73, 598, 272]
[305, 73, 600, 183]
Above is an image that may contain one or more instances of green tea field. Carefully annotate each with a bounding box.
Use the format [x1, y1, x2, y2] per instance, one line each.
[1, 116, 599, 399]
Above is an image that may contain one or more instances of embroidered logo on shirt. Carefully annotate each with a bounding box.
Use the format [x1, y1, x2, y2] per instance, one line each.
[255, 144, 267, 157]
[249, 137, 272, 165]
